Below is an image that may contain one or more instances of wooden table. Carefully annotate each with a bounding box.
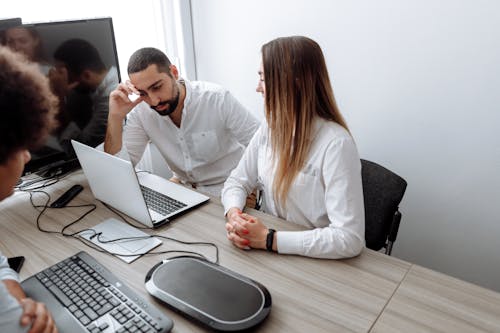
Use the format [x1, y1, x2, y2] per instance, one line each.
[1, 171, 499, 332]
[371, 265, 500, 332]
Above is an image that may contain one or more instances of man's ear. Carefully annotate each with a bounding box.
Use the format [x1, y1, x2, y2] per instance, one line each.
[169, 65, 179, 80]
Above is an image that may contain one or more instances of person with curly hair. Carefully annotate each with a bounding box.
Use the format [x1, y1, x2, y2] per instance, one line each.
[0, 46, 58, 332]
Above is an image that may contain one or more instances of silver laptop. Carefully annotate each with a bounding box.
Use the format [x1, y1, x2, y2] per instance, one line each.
[71, 140, 209, 227]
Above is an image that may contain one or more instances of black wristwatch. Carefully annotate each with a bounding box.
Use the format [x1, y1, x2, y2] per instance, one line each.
[266, 229, 276, 252]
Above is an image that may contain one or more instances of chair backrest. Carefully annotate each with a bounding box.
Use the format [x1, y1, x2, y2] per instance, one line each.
[361, 159, 407, 252]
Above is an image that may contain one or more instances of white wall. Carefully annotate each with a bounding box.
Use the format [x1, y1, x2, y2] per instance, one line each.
[190, 0, 500, 291]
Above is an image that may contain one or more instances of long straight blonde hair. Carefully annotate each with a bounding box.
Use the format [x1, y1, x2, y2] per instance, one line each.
[261, 36, 349, 206]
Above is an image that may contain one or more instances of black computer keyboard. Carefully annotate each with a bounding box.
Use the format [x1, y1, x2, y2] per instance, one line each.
[35, 251, 173, 333]
[140, 185, 187, 216]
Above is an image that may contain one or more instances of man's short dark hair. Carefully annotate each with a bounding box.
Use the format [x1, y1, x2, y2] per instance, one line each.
[54, 38, 106, 78]
[127, 47, 172, 75]
[0, 46, 57, 164]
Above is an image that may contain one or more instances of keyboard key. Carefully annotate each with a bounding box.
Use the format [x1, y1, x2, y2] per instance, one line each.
[74, 310, 84, 319]
[87, 323, 99, 333]
[47, 285, 72, 307]
[83, 307, 98, 321]
[79, 315, 91, 326]
[140, 185, 187, 215]
[99, 322, 109, 330]
[97, 303, 114, 316]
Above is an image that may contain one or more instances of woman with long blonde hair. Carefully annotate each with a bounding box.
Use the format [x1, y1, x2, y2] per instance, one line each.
[222, 36, 365, 259]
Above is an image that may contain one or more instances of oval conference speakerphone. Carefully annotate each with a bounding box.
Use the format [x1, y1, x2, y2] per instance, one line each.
[145, 257, 272, 331]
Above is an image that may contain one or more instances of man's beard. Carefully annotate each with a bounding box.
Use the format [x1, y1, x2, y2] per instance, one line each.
[151, 88, 180, 116]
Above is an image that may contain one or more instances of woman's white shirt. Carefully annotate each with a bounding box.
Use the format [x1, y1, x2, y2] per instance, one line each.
[221, 119, 365, 259]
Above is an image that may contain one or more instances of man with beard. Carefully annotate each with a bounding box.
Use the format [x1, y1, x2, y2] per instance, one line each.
[50, 38, 119, 154]
[104, 47, 259, 196]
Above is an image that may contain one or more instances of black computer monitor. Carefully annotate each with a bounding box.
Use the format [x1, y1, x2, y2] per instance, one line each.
[0, 17, 121, 177]
[0, 17, 21, 29]
[0, 17, 22, 45]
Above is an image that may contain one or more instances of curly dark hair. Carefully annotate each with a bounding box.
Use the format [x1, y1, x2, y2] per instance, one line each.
[0, 46, 58, 164]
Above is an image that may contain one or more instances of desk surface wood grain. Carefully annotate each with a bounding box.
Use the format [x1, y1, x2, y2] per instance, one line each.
[5, 171, 499, 332]
[370, 264, 500, 332]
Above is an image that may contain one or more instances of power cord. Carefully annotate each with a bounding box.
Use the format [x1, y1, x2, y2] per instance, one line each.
[102, 202, 149, 229]
[77, 232, 217, 263]
[16, 170, 75, 191]
[93, 202, 219, 263]
[20, 183, 220, 264]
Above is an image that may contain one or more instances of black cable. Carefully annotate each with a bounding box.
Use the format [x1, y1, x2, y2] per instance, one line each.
[76, 234, 213, 262]
[16, 170, 75, 191]
[102, 202, 149, 229]
[21, 172, 75, 193]
[25, 189, 97, 236]
[22, 187, 220, 264]
[18, 177, 59, 191]
[90, 233, 219, 264]
[100, 200, 219, 263]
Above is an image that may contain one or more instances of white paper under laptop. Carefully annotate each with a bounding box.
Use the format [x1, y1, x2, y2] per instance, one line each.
[71, 140, 209, 227]
[80, 218, 162, 263]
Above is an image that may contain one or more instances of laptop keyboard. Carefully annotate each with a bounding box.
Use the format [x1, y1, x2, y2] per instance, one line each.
[35, 251, 172, 332]
[140, 185, 187, 216]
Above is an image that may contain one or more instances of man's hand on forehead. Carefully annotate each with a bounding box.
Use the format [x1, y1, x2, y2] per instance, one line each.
[125, 80, 140, 95]
[125, 80, 141, 101]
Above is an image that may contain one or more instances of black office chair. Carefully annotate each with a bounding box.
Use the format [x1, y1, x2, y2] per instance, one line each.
[252, 159, 407, 255]
[361, 159, 407, 255]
